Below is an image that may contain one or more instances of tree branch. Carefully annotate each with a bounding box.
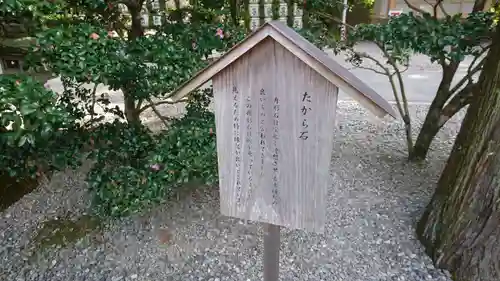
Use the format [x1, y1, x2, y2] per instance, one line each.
[348, 63, 388, 75]
[355, 52, 392, 75]
[355, 48, 407, 120]
[138, 99, 184, 114]
[439, 83, 477, 127]
[311, 11, 355, 30]
[437, 0, 449, 18]
[89, 83, 98, 125]
[449, 54, 486, 94]
[117, 0, 135, 6]
[399, 63, 410, 74]
[375, 42, 411, 114]
[145, 97, 169, 128]
[472, 0, 487, 13]
[403, 0, 427, 14]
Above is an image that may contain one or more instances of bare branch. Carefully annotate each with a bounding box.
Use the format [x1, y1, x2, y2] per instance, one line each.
[449, 53, 486, 94]
[138, 98, 184, 114]
[89, 84, 98, 125]
[431, 0, 439, 18]
[472, 0, 488, 13]
[311, 11, 355, 30]
[351, 65, 387, 75]
[440, 83, 476, 126]
[145, 97, 169, 128]
[469, 44, 491, 70]
[437, 0, 450, 18]
[374, 42, 411, 127]
[136, 100, 143, 110]
[467, 57, 484, 83]
[422, 0, 432, 5]
[399, 63, 410, 74]
[84, 116, 105, 127]
[403, 0, 428, 14]
[355, 51, 392, 75]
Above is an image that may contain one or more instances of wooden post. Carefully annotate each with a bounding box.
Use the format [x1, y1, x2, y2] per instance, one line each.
[263, 223, 280, 281]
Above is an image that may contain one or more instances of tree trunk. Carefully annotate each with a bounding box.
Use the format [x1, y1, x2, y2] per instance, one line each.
[127, 2, 144, 40]
[472, 0, 487, 12]
[411, 0, 488, 161]
[243, 0, 250, 30]
[124, 91, 140, 124]
[172, 0, 183, 23]
[286, 0, 294, 27]
[259, 0, 265, 25]
[272, 0, 280, 20]
[302, 0, 310, 29]
[411, 62, 459, 161]
[123, 2, 143, 124]
[417, 25, 500, 281]
[229, 0, 240, 26]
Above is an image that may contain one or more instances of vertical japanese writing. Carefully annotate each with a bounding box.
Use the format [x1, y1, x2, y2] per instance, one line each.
[259, 89, 266, 174]
[272, 96, 280, 206]
[245, 95, 253, 193]
[232, 86, 242, 203]
[299, 92, 312, 140]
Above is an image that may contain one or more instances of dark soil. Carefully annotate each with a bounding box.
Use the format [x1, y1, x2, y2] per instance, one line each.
[0, 174, 38, 211]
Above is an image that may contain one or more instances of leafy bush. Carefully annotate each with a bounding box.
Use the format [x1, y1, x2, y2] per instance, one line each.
[27, 21, 247, 124]
[148, 108, 217, 186]
[87, 121, 156, 169]
[86, 88, 218, 217]
[4, 1, 242, 215]
[87, 165, 169, 217]
[148, 87, 218, 188]
[0, 74, 83, 179]
[85, 121, 158, 217]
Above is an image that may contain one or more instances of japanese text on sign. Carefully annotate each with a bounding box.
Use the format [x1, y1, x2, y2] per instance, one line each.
[272, 97, 280, 206]
[245, 94, 254, 202]
[299, 92, 312, 140]
[232, 86, 242, 203]
[259, 89, 266, 175]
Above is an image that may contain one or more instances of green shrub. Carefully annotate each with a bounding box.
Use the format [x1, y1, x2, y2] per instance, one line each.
[87, 165, 169, 217]
[148, 109, 218, 188]
[0, 74, 83, 179]
[86, 88, 218, 217]
[87, 120, 156, 169]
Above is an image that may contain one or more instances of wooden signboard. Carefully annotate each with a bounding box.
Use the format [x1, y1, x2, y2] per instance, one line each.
[213, 38, 338, 233]
[171, 21, 396, 281]
[171, 21, 397, 233]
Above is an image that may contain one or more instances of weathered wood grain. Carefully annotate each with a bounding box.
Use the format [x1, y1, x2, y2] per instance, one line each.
[213, 38, 338, 233]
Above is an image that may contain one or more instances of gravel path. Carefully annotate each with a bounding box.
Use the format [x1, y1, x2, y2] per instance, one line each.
[1, 102, 465, 281]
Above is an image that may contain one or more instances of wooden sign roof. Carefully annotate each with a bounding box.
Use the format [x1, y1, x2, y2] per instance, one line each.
[171, 20, 397, 118]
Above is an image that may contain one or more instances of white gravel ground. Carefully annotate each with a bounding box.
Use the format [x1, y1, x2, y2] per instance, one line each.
[1, 102, 466, 281]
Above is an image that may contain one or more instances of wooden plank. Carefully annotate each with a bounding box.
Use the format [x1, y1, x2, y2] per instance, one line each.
[213, 38, 337, 233]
